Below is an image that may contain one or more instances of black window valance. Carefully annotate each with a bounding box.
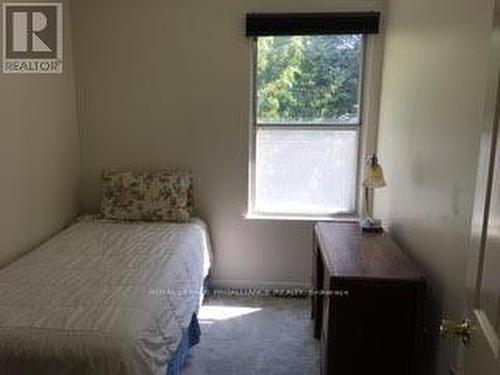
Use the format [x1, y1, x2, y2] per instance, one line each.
[246, 12, 380, 37]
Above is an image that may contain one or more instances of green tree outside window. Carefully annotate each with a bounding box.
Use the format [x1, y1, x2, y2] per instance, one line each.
[256, 35, 362, 125]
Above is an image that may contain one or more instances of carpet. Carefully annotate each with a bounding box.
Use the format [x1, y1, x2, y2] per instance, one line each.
[182, 295, 320, 375]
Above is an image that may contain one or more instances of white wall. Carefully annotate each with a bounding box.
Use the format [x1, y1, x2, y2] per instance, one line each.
[0, 0, 79, 267]
[375, 0, 494, 373]
[71, 0, 384, 288]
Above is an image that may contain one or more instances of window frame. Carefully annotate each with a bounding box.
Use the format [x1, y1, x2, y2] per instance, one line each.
[247, 32, 383, 221]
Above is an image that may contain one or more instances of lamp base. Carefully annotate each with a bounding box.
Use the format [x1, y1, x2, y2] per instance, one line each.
[360, 216, 383, 233]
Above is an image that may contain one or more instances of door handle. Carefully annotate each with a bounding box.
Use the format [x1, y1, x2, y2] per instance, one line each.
[439, 319, 474, 344]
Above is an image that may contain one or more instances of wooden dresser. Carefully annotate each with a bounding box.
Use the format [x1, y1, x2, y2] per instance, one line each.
[311, 222, 426, 375]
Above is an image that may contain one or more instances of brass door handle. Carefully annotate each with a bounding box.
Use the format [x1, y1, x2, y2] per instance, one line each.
[439, 319, 474, 344]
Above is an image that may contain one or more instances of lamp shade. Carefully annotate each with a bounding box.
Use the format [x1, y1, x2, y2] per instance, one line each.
[362, 154, 386, 189]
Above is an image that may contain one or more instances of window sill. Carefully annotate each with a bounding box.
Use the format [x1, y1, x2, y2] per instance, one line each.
[244, 212, 360, 222]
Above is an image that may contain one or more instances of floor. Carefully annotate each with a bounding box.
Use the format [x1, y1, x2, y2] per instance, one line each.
[183, 296, 320, 375]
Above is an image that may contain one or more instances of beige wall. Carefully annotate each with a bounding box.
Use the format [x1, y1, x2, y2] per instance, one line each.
[375, 0, 494, 372]
[71, 0, 384, 287]
[0, 0, 79, 267]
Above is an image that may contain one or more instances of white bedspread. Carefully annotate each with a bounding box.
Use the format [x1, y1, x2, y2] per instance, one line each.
[0, 218, 211, 375]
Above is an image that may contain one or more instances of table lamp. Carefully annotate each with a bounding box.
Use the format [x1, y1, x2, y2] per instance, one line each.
[361, 154, 386, 232]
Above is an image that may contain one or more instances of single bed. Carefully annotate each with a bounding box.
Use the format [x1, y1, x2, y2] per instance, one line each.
[0, 217, 212, 375]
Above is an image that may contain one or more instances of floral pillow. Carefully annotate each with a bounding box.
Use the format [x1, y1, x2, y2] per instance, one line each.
[100, 170, 193, 222]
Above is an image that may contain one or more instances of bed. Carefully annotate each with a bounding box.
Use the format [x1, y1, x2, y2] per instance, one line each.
[0, 216, 212, 375]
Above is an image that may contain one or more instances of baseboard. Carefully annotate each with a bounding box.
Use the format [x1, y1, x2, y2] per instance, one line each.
[209, 277, 310, 291]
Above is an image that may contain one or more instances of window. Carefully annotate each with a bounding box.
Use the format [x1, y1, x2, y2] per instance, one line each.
[249, 34, 365, 217]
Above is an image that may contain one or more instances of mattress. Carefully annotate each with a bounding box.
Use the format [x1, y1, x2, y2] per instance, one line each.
[0, 217, 212, 375]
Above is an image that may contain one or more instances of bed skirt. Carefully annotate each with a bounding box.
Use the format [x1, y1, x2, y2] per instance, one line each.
[166, 313, 201, 375]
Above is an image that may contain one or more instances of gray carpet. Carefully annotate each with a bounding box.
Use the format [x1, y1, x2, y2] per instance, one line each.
[182, 296, 320, 375]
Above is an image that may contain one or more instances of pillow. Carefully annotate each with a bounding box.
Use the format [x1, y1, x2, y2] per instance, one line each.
[100, 170, 193, 222]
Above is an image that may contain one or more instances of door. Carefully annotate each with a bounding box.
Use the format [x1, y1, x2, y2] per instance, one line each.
[450, 1, 500, 374]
